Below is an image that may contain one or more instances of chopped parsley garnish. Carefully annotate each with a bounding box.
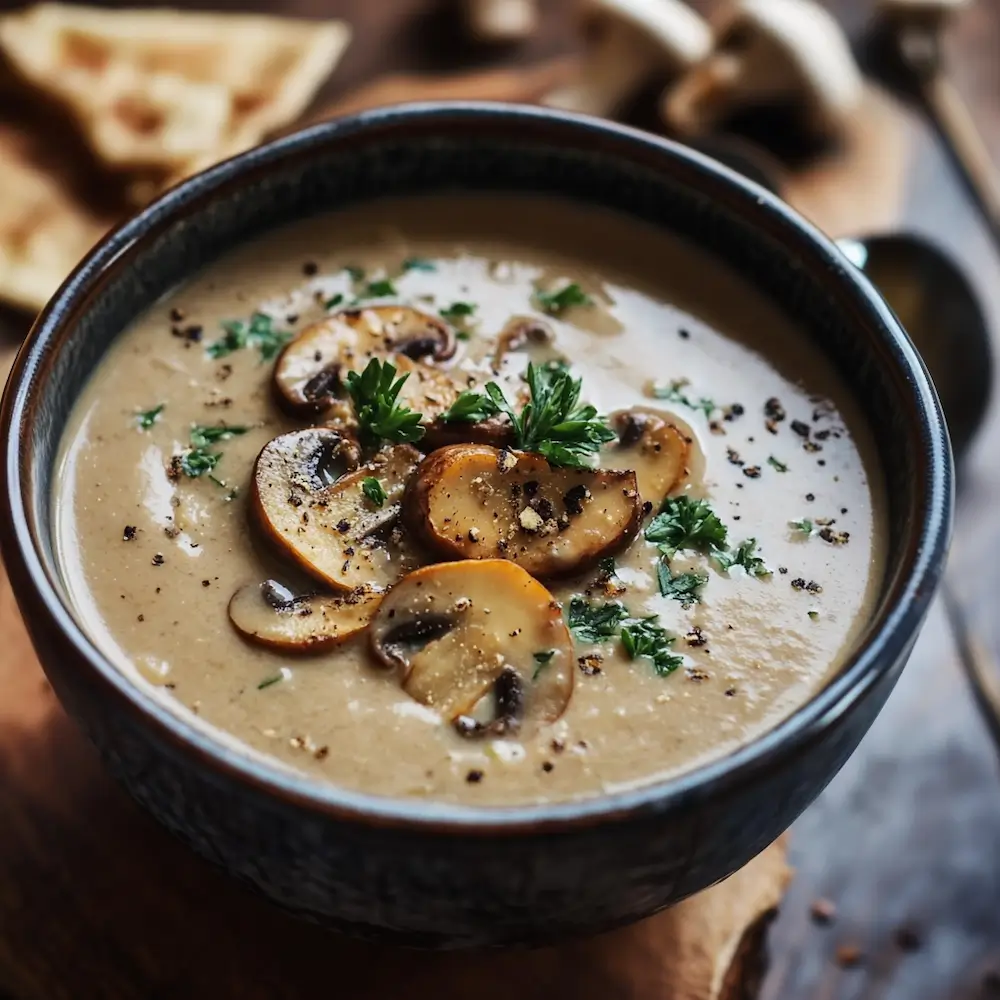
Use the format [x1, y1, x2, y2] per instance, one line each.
[532, 649, 556, 679]
[657, 566, 708, 604]
[568, 598, 629, 643]
[324, 292, 345, 310]
[361, 476, 388, 507]
[650, 379, 715, 418]
[403, 257, 436, 272]
[440, 301, 477, 323]
[136, 403, 164, 430]
[345, 265, 366, 282]
[808, 610, 820, 621]
[535, 282, 592, 315]
[483, 362, 615, 468]
[790, 518, 815, 536]
[362, 279, 397, 298]
[345, 358, 425, 445]
[257, 673, 283, 690]
[207, 312, 291, 361]
[442, 389, 500, 424]
[645, 496, 728, 559]
[177, 424, 248, 481]
[768, 456, 789, 473]
[190, 424, 248, 448]
[620, 616, 684, 677]
[598, 556, 617, 578]
[455, 330, 471, 341]
[179, 448, 221, 478]
[714, 538, 771, 577]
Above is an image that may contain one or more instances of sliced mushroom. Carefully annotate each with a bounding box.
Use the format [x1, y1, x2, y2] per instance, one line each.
[369, 559, 574, 732]
[607, 407, 690, 507]
[661, 0, 863, 145]
[491, 315, 556, 371]
[273, 306, 457, 417]
[406, 445, 642, 577]
[253, 429, 421, 592]
[542, 0, 711, 118]
[229, 580, 381, 652]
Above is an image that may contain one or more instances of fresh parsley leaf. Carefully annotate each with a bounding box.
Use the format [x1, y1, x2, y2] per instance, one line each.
[598, 556, 617, 577]
[207, 312, 291, 361]
[345, 358, 426, 445]
[324, 292, 345, 310]
[455, 330, 471, 341]
[768, 456, 789, 473]
[345, 265, 366, 282]
[403, 257, 436, 272]
[442, 390, 500, 424]
[808, 610, 820, 621]
[621, 616, 684, 677]
[361, 476, 388, 507]
[714, 538, 771, 578]
[535, 282, 592, 315]
[568, 597, 629, 643]
[189, 424, 248, 448]
[650, 379, 715, 418]
[790, 518, 815, 536]
[483, 362, 615, 468]
[440, 301, 477, 323]
[179, 447, 221, 478]
[136, 403, 164, 430]
[657, 565, 707, 604]
[257, 673, 283, 690]
[645, 496, 728, 559]
[362, 279, 397, 298]
[532, 649, 556, 680]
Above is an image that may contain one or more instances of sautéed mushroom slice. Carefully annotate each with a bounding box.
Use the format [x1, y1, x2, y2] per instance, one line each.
[252, 428, 420, 592]
[273, 306, 456, 417]
[369, 560, 574, 734]
[405, 444, 641, 578]
[607, 407, 690, 507]
[229, 580, 380, 652]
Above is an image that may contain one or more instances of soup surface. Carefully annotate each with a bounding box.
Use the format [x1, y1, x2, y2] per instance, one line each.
[55, 195, 884, 806]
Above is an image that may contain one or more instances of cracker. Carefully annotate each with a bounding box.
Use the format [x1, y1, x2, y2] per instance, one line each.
[0, 4, 350, 172]
[0, 121, 109, 313]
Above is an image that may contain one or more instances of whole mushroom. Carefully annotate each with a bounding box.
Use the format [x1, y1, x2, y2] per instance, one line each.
[462, 0, 539, 43]
[662, 0, 864, 145]
[542, 0, 711, 119]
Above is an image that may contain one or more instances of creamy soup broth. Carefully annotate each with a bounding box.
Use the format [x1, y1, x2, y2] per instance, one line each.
[55, 195, 884, 805]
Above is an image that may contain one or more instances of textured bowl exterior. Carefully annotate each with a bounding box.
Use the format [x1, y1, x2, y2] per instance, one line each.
[0, 104, 952, 947]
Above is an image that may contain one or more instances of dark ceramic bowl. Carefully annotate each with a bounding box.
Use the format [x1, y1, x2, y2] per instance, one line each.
[0, 103, 952, 948]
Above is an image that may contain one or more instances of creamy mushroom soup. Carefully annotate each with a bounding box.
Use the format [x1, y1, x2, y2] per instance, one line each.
[55, 195, 884, 805]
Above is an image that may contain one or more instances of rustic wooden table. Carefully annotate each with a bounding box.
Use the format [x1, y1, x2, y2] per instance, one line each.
[2, 1, 1000, 997]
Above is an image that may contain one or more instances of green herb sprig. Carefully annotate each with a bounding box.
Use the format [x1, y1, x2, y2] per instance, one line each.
[440, 301, 477, 324]
[361, 476, 388, 507]
[441, 390, 500, 424]
[714, 538, 771, 577]
[532, 649, 556, 680]
[535, 282, 592, 315]
[345, 358, 425, 445]
[656, 566, 708, 605]
[179, 424, 249, 481]
[650, 379, 715, 419]
[568, 598, 629, 643]
[207, 312, 291, 361]
[621, 616, 684, 676]
[136, 403, 165, 430]
[645, 496, 728, 560]
[485, 362, 615, 468]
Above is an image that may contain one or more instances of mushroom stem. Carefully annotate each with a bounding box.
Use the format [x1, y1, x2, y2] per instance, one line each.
[544, 25, 657, 117]
[542, 0, 711, 119]
[463, 0, 538, 43]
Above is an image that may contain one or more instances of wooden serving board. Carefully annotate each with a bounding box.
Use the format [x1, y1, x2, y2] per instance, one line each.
[3, 2, 1000, 999]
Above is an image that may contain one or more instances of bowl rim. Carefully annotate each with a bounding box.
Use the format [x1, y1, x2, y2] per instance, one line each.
[0, 101, 953, 833]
